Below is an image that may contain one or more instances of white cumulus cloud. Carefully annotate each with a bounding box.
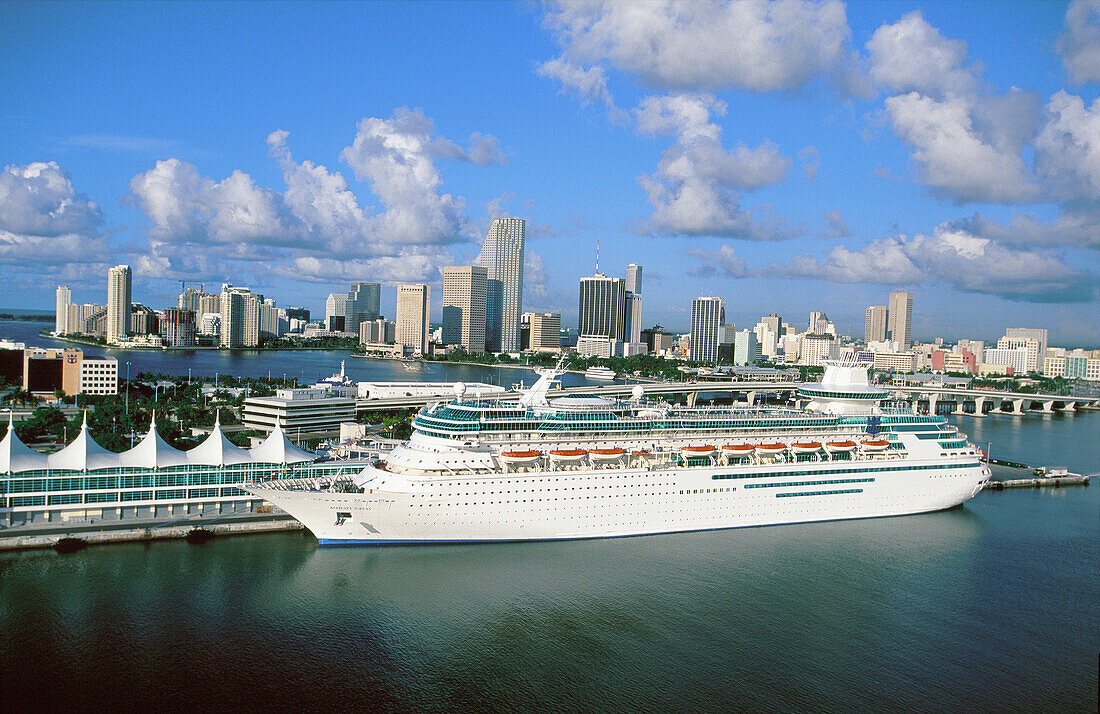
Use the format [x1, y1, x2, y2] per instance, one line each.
[542, 0, 852, 93]
[1057, 0, 1100, 84]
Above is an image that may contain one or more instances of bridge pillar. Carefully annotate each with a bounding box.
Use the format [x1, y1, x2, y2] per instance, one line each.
[745, 391, 757, 407]
[687, 391, 698, 408]
[1012, 398, 1025, 414]
[927, 394, 939, 415]
[1063, 401, 1076, 412]
[975, 396, 987, 414]
[1041, 400, 1054, 413]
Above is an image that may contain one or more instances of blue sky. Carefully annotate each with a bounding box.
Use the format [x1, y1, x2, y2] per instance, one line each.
[2, 1, 1099, 346]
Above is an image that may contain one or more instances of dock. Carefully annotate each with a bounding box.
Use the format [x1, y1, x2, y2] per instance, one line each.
[982, 461, 1092, 491]
[984, 474, 1090, 490]
[0, 515, 303, 552]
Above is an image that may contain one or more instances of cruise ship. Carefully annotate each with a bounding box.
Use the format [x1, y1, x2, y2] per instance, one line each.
[247, 360, 990, 545]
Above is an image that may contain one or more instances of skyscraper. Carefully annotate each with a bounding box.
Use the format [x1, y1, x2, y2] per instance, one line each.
[395, 284, 430, 355]
[622, 263, 643, 345]
[577, 274, 625, 357]
[55, 286, 71, 334]
[690, 296, 725, 363]
[865, 305, 888, 343]
[479, 218, 525, 352]
[345, 282, 381, 337]
[442, 266, 487, 353]
[887, 291, 913, 350]
[325, 293, 347, 332]
[220, 284, 261, 347]
[106, 265, 132, 345]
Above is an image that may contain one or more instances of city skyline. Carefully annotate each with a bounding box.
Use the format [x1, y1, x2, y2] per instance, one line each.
[3, 2, 1100, 345]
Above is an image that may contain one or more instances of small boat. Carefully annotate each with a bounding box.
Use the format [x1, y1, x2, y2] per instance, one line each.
[500, 450, 543, 465]
[589, 447, 626, 460]
[681, 445, 716, 458]
[53, 537, 87, 554]
[548, 448, 588, 463]
[185, 528, 217, 544]
[585, 366, 616, 381]
[790, 442, 823, 454]
[630, 449, 653, 456]
[824, 440, 857, 453]
[757, 443, 788, 453]
[722, 444, 755, 453]
[860, 439, 890, 452]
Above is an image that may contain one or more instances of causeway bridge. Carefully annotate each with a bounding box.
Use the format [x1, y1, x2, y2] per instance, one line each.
[355, 381, 1099, 415]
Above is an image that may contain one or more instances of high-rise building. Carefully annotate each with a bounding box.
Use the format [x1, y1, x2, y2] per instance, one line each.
[442, 266, 487, 353]
[761, 313, 782, 334]
[865, 305, 888, 343]
[395, 284, 429, 355]
[526, 312, 562, 352]
[733, 329, 759, 366]
[577, 274, 626, 357]
[220, 285, 261, 348]
[801, 333, 838, 366]
[162, 308, 196, 347]
[1003, 328, 1048, 370]
[106, 264, 132, 345]
[325, 293, 348, 332]
[690, 297, 725, 363]
[808, 311, 825, 332]
[478, 218, 525, 352]
[345, 283, 381, 337]
[622, 263, 643, 345]
[55, 286, 71, 334]
[887, 291, 913, 350]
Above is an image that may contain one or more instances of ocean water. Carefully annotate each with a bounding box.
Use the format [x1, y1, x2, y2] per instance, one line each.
[1, 410, 1096, 711]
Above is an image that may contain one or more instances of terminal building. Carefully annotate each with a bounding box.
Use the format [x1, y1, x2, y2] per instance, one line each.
[242, 388, 357, 436]
[0, 414, 370, 528]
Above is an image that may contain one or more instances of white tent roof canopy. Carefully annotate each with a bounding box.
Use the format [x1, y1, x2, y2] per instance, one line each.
[2, 411, 314, 474]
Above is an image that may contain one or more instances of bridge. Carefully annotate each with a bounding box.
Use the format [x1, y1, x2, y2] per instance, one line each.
[355, 381, 1099, 414]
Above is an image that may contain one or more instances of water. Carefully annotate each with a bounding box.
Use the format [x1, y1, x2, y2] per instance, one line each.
[1, 318, 1097, 710]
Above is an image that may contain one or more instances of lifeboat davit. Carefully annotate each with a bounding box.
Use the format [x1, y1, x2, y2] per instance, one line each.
[860, 439, 890, 452]
[681, 445, 717, 458]
[500, 450, 543, 465]
[548, 448, 588, 463]
[790, 441, 823, 454]
[757, 443, 787, 453]
[824, 440, 857, 453]
[589, 447, 627, 461]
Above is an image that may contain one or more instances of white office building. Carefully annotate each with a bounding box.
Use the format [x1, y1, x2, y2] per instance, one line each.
[442, 266, 487, 353]
[479, 218, 525, 352]
[106, 264, 132, 345]
[887, 291, 913, 350]
[689, 297, 725, 364]
[395, 284, 430, 355]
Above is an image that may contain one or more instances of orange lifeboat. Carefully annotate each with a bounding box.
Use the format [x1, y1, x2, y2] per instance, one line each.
[548, 448, 588, 463]
[790, 441, 823, 454]
[500, 450, 543, 465]
[824, 440, 857, 453]
[681, 445, 716, 458]
[589, 447, 627, 461]
[722, 444, 755, 453]
[757, 442, 788, 452]
[860, 439, 890, 452]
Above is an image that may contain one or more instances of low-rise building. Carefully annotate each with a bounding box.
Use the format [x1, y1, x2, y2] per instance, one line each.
[242, 388, 356, 436]
[21, 348, 117, 396]
[872, 351, 917, 373]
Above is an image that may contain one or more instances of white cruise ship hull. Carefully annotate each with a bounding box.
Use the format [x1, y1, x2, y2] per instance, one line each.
[248, 458, 987, 546]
